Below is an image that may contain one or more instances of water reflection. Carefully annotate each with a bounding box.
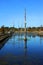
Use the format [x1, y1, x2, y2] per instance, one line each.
[24, 40, 27, 65]
[40, 36, 43, 44]
[0, 35, 43, 65]
[24, 40, 27, 50]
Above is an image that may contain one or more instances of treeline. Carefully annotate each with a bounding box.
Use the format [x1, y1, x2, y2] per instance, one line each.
[0, 25, 43, 34]
[18, 27, 43, 31]
[27, 27, 43, 31]
[0, 25, 18, 34]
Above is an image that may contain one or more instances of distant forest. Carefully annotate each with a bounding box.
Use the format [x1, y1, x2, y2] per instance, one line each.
[0, 25, 43, 34]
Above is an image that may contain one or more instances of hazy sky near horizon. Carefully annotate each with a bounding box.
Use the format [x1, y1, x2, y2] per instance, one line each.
[0, 0, 43, 27]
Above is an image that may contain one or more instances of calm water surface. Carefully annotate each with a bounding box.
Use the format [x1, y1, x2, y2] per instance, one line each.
[0, 35, 43, 65]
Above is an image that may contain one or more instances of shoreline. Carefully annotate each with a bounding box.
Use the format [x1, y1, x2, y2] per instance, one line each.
[0, 31, 43, 42]
[15, 31, 43, 35]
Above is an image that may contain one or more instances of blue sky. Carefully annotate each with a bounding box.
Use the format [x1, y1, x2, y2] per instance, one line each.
[0, 0, 43, 27]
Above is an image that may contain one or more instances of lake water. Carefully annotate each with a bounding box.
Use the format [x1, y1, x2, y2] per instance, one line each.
[0, 35, 43, 65]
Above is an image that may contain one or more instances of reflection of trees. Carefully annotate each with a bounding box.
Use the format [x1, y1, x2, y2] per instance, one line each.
[40, 36, 43, 44]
